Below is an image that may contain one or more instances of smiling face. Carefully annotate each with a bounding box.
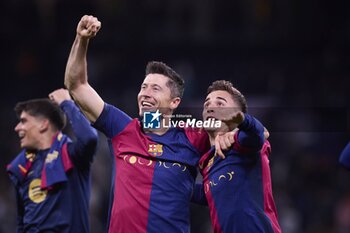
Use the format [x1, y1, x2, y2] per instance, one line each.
[14, 111, 46, 150]
[137, 73, 181, 117]
[202, 90, 240, 132]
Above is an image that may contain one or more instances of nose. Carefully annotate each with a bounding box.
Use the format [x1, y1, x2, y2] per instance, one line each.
[205, 102, 215, 113]
[14, 123, 21, 132]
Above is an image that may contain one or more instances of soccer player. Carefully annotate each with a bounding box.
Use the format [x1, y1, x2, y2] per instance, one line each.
[194, 80, 281, 233]
[7, 88, 98, 232]
[339, 142, 350, 169]
[64, 15, 228, 233]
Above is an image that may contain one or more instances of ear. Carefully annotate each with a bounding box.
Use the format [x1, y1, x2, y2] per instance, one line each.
[170, 97, 181, 110]
[39, 119, 50, 133]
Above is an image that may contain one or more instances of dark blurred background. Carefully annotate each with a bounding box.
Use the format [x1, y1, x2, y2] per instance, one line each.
[1, 0, 350, 233]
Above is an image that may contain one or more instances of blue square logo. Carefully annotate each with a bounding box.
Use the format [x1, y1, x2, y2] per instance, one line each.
[143, 110, 161, 129]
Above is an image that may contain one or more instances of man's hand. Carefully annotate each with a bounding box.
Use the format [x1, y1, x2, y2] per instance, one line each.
[77, 15, 101, 39]
[49, 88, 72, 105]
[221, 111, 245, 130]
[214, 130, 237, 159]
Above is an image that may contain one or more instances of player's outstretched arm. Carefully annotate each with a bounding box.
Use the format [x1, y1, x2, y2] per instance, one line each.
[64, 15, 104, 123]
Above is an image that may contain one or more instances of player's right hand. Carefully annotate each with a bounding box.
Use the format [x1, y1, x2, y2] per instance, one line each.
[49, 88, 72, 105]
[77, 15, 101, 39]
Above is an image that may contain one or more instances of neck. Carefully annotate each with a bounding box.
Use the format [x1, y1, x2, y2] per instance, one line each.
[207, 131, 220, 146]
[36, 131, 57, 150]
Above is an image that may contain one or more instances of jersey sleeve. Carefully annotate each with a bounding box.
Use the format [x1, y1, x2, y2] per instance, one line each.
[93, 103, 132, 138]
[339, 142, 350, 169]
[60, 100, 98, 168]
[233, 114, 265, 154]
[184, 127, 210, 155]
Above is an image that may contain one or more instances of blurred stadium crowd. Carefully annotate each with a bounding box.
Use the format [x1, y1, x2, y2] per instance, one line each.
[0, 0, 349, 232]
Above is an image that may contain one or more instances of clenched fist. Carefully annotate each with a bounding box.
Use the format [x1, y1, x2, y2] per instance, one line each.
[77, 15, 101, 39]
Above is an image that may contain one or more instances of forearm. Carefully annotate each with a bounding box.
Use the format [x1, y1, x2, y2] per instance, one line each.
[64, 35, 90, 91]
[63, 34, 104, 122]
[61, 100, 98, 151]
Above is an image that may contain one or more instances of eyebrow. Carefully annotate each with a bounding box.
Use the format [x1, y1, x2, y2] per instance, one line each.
[141, 83, 162, 89]
[204, 96, 228, 103]
[216, 97, 227, 102]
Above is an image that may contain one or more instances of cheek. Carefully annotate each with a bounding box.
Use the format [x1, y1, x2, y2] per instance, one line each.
[137, 93, 142, 101]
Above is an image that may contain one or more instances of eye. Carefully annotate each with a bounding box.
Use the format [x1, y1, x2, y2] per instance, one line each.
[217, 101, 224, 107]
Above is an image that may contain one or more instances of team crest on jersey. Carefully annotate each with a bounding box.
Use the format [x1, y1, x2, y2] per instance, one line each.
[45, 150, 59, 164]
[148, 144, 163, 157]
[29, 179, 47, 203]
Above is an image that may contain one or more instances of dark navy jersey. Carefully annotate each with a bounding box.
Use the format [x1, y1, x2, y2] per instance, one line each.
[93, 103, 209, 233]
[339, 142, 350, 169]
[197, 114, 281, 233]
[8, 100, 98, 233]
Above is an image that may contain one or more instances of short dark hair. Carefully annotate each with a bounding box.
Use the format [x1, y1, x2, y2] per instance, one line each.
[15, 98, 66, 130]
[145, 61, 185, 98]
[207, 80, 247, 113]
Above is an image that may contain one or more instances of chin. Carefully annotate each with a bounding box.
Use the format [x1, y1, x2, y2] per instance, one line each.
[203, 126, 216, 133]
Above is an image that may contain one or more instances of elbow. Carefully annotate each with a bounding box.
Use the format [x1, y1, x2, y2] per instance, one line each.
[64, 74, 77, 91]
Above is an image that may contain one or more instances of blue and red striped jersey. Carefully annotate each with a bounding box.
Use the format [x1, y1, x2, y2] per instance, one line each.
[93, 104, 209, 233]
[7, 100, 98, 233]
[198, 114, 281, 233]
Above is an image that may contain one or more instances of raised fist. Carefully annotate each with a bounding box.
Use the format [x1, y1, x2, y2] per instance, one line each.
[77, 15, 101, 39]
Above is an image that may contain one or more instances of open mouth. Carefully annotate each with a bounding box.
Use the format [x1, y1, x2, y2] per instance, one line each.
[18, 132, 25, 140]
[206, 116, 219, 121]
[141, 101, 154, 108]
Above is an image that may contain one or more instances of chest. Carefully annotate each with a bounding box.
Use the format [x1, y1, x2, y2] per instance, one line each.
[20, 154, 48, 205]
[112, 128, 201, 166]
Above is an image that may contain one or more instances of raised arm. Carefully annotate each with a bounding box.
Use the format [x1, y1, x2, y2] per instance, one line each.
[49, 89, 98, 168]
[64, 15, 104, 123]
